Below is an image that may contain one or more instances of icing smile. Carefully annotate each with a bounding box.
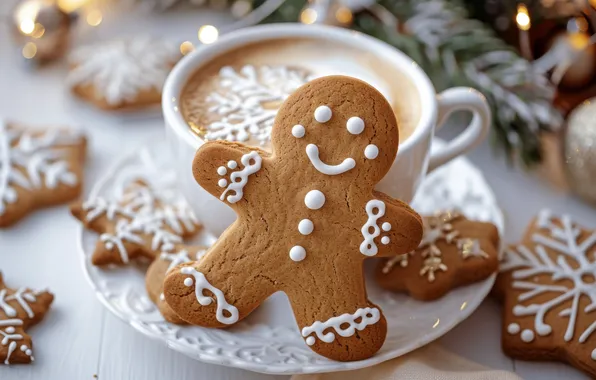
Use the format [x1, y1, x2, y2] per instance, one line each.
[306, 144, 355, 176]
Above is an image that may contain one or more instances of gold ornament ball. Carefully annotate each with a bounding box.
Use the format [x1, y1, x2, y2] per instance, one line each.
[551, 32, 596, 89]
[11, 0, 73, 64]
[565, 99, 596, 204]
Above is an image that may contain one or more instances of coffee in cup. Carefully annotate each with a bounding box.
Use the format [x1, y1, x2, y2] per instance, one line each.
[179, 38, 421, 149]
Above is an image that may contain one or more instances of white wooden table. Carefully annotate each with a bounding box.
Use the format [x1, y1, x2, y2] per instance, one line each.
[0, 5, 593, 379]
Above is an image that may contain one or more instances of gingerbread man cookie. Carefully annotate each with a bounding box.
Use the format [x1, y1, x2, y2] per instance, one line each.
[71, 180, 201, 265]
[0, 273, 54, 365]
[0, 120, 86, 227]
[163, 76, 423, 361]
[495, 210, 596, 378]
[145, 245, 207, 324]
[376, 211, 500, 301]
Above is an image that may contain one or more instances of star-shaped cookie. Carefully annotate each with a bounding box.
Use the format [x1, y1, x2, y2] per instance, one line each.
[0, 120, 86, 227]
[376, 211, 500, 301]
[71, 180, 201, 265]
[0, 273, 53, 365]
[495, 210, 596, 378]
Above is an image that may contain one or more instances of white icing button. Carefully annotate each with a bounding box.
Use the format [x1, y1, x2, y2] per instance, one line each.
[298, 219, 314, 235]
[227, 160, 237, 169]
[292, 124, 305, 138]
[364, 144, 379, 159]
[507, 323, 520, 335]
[217, 166, 227, 175]
[305, 190, 325, 210]
[183, 277, 194, 287]
[382, 222, 391, 231]
[314, 106, 332, 123]
[26, 349, 32, 356]
[20, 345, 27, 352]
[290, 246, 307, 262]
[346, 117, 365, 135]
[218, 179, 228, 188]
[592, 348, 596, 360]
[305, 336, 315, 346]
[520, 329, 534, 342]
[381, 236, 390, 245]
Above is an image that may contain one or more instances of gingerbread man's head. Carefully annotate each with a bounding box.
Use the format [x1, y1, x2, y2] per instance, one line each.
[271, 76, 400, 185]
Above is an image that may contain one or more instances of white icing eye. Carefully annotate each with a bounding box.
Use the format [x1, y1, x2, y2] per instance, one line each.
[292, 124, 305, 138]
[346, 117, 364, 135]
[217, 166, 227, 175]
[364, 144, 379, 159]
[314, 106, 332, 123]
[184, 277, 194, 286]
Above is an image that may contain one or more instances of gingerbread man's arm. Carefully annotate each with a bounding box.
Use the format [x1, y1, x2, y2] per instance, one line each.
[369, 191, 423, 258]
[193, 141, 270, 211]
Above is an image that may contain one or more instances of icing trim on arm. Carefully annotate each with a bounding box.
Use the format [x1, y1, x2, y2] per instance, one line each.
[219, 151, 262, 203]
[180, 267, 239, 325]
[360, 200, 389, 256]
[305, 144, 355, 176]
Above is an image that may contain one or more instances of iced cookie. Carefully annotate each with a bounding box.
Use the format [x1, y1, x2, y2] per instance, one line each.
[376, 211, 499, 300]
[67, 38, 181, 110]
[495, 210, 596, 377]
[0, 120, 86, 227]
[145, 245, 207, 324]
[163, 76, 423, 361]
[71, 180, 201, 265]
[0, 273, 54, 365]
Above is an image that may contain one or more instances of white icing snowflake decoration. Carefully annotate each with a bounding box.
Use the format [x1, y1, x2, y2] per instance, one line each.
[501, 210, 596, 360]
[204, 65, 312, 145]
[67, 38, 180, 106]
[0, 121, 80, 216]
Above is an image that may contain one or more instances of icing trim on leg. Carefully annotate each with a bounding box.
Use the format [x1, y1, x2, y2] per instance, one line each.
[180, 267, 239, 324]
[301, 307, 381, 346]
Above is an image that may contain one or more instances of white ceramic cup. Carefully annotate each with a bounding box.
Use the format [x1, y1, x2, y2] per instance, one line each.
[163, 23, 491, 237]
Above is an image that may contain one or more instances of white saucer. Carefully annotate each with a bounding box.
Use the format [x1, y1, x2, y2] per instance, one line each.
[78, 139, 503, 375]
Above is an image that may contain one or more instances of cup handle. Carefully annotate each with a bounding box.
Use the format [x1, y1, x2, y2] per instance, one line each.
[428, 87, 492, 172]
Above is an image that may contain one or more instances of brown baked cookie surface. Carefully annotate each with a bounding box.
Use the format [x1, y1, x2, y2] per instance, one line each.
[376, 211, 500, 301]
[71, 180, 201, 265]
[0, 121, 86, 227]
[0, 273, 54, 365]
[164, 76, 423, 361]
[145, 245, 207, 324]
[495, 210, 596, 378]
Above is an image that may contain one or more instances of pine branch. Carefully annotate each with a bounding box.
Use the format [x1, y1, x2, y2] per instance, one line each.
[251, 0, 562, 166]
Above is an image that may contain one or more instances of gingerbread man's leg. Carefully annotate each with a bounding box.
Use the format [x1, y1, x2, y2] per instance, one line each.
[163, 228, 278, 327]
[284, 264, 387, 361]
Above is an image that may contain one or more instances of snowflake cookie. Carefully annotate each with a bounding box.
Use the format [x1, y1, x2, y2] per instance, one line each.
[145, 244, 207, 324]
[495, 210, 596, 378]
[0, 120, 86, 227]
[71, 180, 201, 265]
[163, 76, 423, 362]
[375, 211, 500, 301]
[67, 38, 181, 110]
[0, 273, 53, 365]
